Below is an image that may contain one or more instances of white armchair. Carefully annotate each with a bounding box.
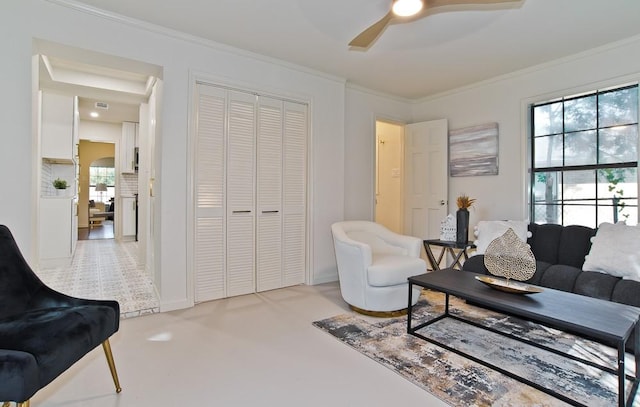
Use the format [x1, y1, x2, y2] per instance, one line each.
[331, 221, 426, 315]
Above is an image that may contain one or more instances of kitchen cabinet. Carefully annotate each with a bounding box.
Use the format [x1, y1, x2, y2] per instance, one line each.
[39, 198, 77, 267]
[39, 91, 78, 268]
[121, 122, 138, 173]
[121, 196, 137, 238]
[41, 92, 78, 162]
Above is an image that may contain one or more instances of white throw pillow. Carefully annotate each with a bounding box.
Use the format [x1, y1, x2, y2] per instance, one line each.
[582, 222, 640, 282]
[473, 220, 530, 255]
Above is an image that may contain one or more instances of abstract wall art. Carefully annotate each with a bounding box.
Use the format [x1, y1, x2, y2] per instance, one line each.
[449, 122, 499, 177]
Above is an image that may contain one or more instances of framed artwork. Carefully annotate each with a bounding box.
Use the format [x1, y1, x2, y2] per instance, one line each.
[449, 122, 499, 177]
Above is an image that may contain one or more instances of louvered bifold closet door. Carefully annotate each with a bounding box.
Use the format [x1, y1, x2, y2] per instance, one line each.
[194, 85, 226, 302]
[226, 91, 257, 297]
[282, 101, 307, 286]
[256, 97, 283, 292]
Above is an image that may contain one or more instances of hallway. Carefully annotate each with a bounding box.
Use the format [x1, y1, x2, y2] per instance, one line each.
[78, 220, 115, 240]
[38, 239, 159, 318]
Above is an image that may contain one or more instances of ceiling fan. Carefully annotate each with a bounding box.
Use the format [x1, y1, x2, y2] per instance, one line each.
[349, 0, 522, 49]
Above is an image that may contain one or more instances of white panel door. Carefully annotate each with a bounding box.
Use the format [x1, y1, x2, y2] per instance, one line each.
[226, 91, 257, 297]
[194, 84, 226, 302]
[256, 96, 283, 292]
[282, 101, 307, 286]
[404, 119, 448, 239]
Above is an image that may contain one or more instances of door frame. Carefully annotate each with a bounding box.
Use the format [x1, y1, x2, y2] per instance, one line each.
[374, 118, 406, 233]
[186, 72, 314, 306]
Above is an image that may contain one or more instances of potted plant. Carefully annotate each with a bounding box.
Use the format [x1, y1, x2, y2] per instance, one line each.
[456, 194, 476, 244]
[53, 178, 68, 195]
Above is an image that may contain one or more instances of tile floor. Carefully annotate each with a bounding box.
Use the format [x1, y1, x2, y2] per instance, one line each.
[37, 239, 159, 318]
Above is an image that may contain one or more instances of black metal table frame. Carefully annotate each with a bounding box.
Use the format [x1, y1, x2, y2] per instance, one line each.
[422, 240, 475, 270]
[407, 281, 640, 407]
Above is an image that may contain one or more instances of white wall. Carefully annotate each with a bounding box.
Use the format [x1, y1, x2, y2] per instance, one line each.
[344, 86, 413, 221]
[409, 37, 640, 229]
[342, 37, 640, 234]
[0, 0, 346, 309]
[79, 120, 121, 143]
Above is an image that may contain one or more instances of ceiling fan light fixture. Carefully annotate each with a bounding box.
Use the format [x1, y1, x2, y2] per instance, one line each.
[392, 0, 423, 17]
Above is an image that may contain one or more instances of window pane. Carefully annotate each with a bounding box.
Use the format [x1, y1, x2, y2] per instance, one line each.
[563, 202, 596, 228]
[564, 130, 596, 166]
[598, 168, 637, 199]
[597, 199, 637, 225]
[532, 171, 560, 204]
[599, 87, 638, 128]
[598, 125, 638, 164]
[532, 204, 560, 224]
[534, 134, 563, 168]
[562, 170, 595, 200]
[534, 102, 563, 136]
[89, 166, 116, 187]
[564, 95, 596, 132]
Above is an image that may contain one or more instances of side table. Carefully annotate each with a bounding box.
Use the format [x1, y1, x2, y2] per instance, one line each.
[423, 239, 476, 271]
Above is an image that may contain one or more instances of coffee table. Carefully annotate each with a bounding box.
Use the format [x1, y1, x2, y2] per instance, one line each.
[407, 269, 640, 407]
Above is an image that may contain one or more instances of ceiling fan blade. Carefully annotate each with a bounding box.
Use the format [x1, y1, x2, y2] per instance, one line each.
[349, 11, 394, 48]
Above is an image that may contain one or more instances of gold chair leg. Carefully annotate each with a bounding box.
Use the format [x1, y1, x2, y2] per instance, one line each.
[18, 401, 30, 407]
[2, 402, 10, 407]
[102, 339, 122, 393]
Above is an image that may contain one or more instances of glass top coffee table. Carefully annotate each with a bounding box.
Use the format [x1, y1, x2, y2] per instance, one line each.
[407, 269, 640, 407]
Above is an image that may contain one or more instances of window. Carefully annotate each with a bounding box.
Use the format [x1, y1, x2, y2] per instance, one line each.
[530, 84, 639, 228]
[89, 166, 115, 204]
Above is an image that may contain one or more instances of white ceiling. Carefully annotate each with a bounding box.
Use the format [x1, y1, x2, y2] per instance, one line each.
[35, 39, 160, 123]
[66, 0, 640, 100]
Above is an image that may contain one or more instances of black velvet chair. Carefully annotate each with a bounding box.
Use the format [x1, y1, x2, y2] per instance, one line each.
[0, 225, 121, 406]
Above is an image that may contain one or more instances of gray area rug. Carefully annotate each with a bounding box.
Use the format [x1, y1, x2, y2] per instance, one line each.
[313, 291, 639, 406]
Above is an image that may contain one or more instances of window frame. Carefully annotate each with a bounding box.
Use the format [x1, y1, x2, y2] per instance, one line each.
[529, 84, 639, 227]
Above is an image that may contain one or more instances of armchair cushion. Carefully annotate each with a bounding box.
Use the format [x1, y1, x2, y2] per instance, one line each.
[0, 305, 118, 386]
[368, 255, 427, 286]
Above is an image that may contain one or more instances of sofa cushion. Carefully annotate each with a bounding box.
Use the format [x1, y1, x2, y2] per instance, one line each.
[611, 279, 640, 307]
[538, 264, 581, 293]
[528, 223, 563, 264]
[367, 255, 425, 287]
[557, 225, 596, 268]
[527, 260, 552, 285]
[573, 271, 618, 301]
[461, 255, 488, 274]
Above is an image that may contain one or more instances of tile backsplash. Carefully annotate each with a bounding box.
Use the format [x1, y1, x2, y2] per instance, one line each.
[41, 161, 76, 197]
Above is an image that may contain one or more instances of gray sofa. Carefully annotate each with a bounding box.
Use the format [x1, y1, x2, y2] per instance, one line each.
[463, 223, 640, 350]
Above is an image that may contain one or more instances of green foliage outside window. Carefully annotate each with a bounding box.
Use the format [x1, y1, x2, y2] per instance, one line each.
[90, 167, 116, 187]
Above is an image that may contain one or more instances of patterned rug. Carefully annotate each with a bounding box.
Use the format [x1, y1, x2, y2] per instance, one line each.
[313, 291, 639, 407]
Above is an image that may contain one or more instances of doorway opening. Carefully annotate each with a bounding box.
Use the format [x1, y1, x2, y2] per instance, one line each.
[33, 39, 162, 317]
[82, 150, 116, 240]
[374, 120, 405, 234]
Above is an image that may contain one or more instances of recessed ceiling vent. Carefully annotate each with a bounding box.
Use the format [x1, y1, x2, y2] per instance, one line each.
[95, 102, 109, 110]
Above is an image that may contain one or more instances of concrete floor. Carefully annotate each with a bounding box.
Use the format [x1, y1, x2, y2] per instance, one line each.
[30, 282, 447, 407]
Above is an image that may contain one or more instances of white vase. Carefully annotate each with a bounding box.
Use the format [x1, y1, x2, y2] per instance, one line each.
[55, 188, 66, 196]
